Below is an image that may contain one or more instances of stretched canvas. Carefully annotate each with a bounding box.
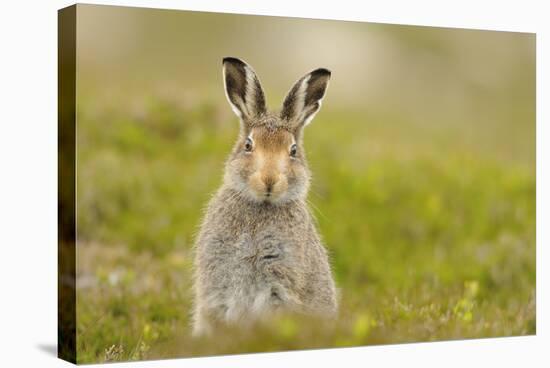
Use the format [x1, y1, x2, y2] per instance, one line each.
[58, 4, 536, 364]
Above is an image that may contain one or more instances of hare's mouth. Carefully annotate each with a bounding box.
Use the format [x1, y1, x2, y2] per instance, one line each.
[262, 192, 275, 202]
[252, 189, 282, 204]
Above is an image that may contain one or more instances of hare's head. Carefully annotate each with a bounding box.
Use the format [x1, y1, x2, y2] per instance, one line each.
[221, 57, 331, 205]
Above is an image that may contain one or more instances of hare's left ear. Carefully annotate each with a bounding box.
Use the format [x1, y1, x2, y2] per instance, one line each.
[281, 68, 331, 129]
[222, 57, 267, 122]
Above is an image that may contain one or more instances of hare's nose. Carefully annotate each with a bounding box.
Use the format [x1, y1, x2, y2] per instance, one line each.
[262, 176, 278, 193]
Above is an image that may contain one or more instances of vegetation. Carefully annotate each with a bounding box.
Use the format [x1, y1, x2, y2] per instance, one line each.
[74, 98, 535, 363]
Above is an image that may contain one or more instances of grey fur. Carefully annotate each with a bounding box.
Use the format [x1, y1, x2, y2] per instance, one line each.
[192, 58, 337, 336]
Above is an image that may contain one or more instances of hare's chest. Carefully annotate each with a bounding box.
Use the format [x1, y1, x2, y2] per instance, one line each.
[215, 231, 296, 316]
[232, 230, 290, 267]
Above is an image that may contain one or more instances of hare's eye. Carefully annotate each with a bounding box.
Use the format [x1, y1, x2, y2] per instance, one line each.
[289, 144, 297, 158]
[244, 138, 253, 152]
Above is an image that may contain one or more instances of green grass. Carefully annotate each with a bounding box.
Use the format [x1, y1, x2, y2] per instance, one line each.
[74, 98, 535, 363]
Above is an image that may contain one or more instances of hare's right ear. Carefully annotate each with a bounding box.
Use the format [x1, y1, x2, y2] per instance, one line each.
[222, 57, 267, 122]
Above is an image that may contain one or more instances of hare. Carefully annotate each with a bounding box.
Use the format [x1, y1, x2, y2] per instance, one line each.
[191, 57, 337, 336]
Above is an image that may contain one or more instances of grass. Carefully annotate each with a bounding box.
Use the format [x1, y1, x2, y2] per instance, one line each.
[73, 96, 535, 363]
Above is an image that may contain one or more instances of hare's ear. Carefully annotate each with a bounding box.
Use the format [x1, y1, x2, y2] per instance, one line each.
[281, 68, 331, 129]
[222, 57, 267, 122]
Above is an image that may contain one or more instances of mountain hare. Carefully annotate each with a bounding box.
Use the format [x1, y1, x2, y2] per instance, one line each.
[192, 57, 337, 336]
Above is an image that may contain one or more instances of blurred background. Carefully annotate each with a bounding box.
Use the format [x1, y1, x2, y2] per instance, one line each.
[73, 4, 535, 363]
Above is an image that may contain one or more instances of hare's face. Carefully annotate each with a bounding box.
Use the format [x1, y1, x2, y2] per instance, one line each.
[226, 123, 309, 204]
[221, 57, 330, 205]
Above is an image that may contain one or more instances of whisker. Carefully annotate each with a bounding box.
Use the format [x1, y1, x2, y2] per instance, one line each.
[308, 185, 326, 201]
[306, 198, 329, 222]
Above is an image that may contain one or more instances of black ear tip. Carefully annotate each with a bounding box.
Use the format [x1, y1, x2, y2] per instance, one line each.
[223, 57, 246, 66]
[312, 68, 331, 79]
